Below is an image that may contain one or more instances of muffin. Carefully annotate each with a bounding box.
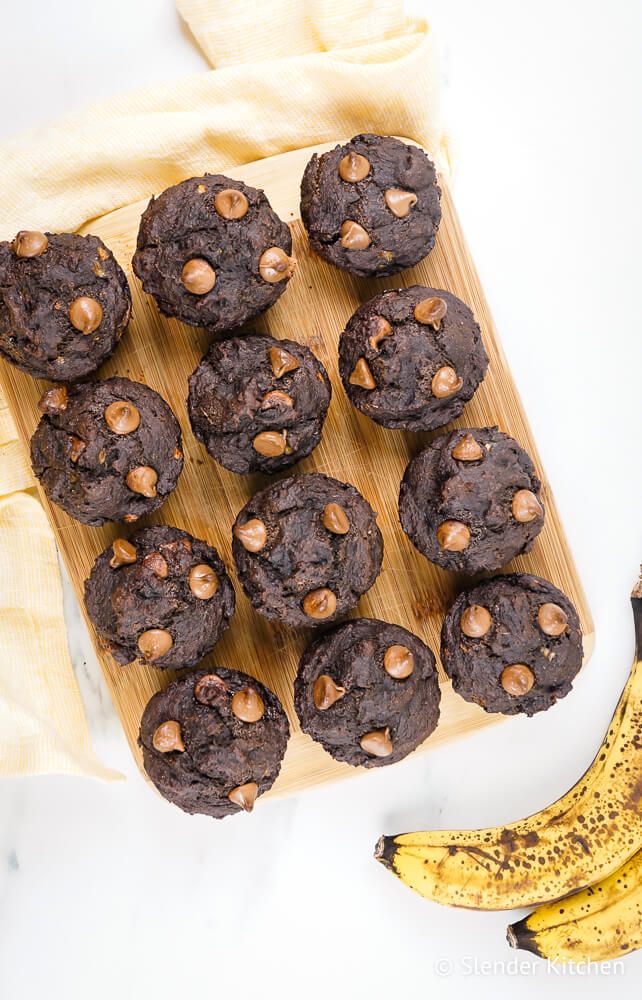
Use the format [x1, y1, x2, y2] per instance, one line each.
[31, 378, 183, 526]
[399, 426, 545, 574]
[85, 525, 235, 669]
[132, 174, 294, 332]
[0, 231, 131, 381]
[295, 618, 440, 767]
[232, 473, 383, 628]
[300, 134, 441, 277]
[339, 286, 488, 431]
[139, 668, 289, 818]
[441, 574, 583, 716]
[188, 333, 331, 474]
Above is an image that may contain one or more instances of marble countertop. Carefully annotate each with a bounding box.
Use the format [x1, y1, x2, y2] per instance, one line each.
[1, 1, 641, 997]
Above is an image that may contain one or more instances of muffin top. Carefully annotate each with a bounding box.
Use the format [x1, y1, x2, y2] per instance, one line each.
[295, 618, 441, 767]
[139, 667, 289, 818]
[31, 377, 183, 526]
[0, 231, 131, 381]
[133, 174, 294, 332]
[232, 473, 384, 628]
[399, 426, 545, 574]
[300, 134, 441, 276]
[188, 333, 331, 474]
[441, 573, 583, 716]
[84, 525, 235, 670]
[339, 285, 488, 431]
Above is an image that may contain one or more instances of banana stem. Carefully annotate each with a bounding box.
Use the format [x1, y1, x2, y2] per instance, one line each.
[506, 920, 541, 957]
[633, 568, 642, 661]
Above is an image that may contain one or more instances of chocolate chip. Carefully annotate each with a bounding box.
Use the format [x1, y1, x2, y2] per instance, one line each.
[143, 552, 169, 578]
[340, 221, 371, 250]
[261, 390, 293, 409]
[348, 357, 376, 389]
[13, 230, 48, 258]
[252, 430, 287, 457]
[322, 502, 350, 535]
[384, 188, 418, 217]
[431, 365, 463, 398]
[231, 686, 265, 723]
[414, 296, 448, 327]
[104, 400, 141, 435]
[500, 664, 535, 696]
[189, 563, 219, 600]
[460, 604, 492, 638]
[109, 538, 137, 568]
[383, 644, 414, 679]
[38, 386, 68, 414]
[234, 518, 267, 552]
[126, 465, 158, 498]
[537, 603, 568, 637]
[68, 436, 86, 463]
[181, 258, 216, 295]
[259, 247, 295, 283]
[368, 316, 393, 351]
[312, 674, 346, 710]
[360, 727, 393, 757]
[214, 188, 249, 220]
[383, 645, 415, 681]
[451, 433, 484, 462]
[194, 673, 227, 705]
[436, 520, 471, 552]
[302, 588, 337, 620]
[269, 345, 299, 378]
[152, 720, 184, 753]
[138, 628, 173, 662]
[338, 151, 370, 182]
[228, 781, 258, 812]
[512, 489, 543, 523]
[69, 296, 103, 334]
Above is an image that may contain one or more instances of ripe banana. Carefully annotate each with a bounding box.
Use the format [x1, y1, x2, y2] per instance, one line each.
[375, 573, 642, 910]
[507, 847, 642, 962]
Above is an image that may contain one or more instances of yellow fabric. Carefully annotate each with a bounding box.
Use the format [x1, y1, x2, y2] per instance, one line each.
[0, 0, 446, 778]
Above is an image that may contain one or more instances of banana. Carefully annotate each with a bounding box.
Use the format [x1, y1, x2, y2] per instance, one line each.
[507, 847, 642, 962]
[374, 573, 642, 911]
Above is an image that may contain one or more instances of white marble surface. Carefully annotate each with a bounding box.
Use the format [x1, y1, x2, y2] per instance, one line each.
[1, 1, 641, 997]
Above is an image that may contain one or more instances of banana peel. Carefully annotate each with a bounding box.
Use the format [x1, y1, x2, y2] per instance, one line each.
[375, 573, 642, 912]
[507, 847, 642, 963]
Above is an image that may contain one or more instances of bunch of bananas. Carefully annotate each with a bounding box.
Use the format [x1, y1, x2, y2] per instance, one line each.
[375, 574, 642, 963]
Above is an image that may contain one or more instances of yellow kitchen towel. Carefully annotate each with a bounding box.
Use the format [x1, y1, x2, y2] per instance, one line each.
[0, 0, 447, 777]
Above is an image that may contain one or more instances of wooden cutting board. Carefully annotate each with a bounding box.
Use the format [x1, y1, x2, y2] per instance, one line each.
[0, 140, 593, 800]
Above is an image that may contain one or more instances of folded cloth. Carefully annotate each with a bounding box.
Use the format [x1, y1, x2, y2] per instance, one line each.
[0, 0, 448, 778]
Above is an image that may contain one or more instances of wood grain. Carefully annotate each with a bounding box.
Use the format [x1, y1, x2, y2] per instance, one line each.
[0, 139, 593, 800]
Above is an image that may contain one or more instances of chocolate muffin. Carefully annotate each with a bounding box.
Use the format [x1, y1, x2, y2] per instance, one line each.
[339, 286, 488, 431]
[294, 618, 440, 767]
[31, 378, 183, 526]
[441, 574, 583, 716]
[139, 668, 289, 818]
[399, 427, 545, 574]
[132, 174, 294, 332]
[188, 333, 331, 474]
[0, 231, 131, 381]
[85, 525, 235, 670]
[232, 473, 383, 628]
[300, 134, 441, 277]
